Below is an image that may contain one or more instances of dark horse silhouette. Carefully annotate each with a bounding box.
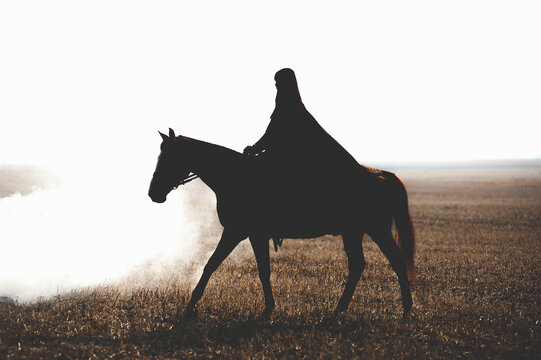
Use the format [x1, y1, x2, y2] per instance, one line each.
[149, 128, 416, 318]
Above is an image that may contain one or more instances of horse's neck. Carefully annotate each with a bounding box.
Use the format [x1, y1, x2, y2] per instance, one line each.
[188, 139, 243, 194]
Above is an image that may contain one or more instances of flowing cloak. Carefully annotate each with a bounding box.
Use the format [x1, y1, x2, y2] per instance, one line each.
[259, 103, 358, 171]
[251, 69, 359, 188]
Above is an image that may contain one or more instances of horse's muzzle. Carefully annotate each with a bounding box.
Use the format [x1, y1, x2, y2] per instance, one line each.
[148, 191, 166, 203]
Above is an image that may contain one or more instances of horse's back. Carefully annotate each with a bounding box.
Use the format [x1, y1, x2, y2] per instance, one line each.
[218, 155, 403, 236]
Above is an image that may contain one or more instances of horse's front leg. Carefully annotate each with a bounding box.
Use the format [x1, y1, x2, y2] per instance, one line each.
[249, 236, 275, 318]
[184, 228, 244, 317]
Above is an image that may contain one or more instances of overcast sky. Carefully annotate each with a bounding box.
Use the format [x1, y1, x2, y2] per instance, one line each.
[1, 1, 540, 168]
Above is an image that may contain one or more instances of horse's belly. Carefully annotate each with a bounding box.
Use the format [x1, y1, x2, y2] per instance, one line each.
[258, 200, 358, 237]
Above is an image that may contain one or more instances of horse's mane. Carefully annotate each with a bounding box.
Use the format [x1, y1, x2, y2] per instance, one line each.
[180, 135, 243, 159]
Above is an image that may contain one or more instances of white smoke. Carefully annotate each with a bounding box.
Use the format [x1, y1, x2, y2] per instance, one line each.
[0, 155, 223, 303]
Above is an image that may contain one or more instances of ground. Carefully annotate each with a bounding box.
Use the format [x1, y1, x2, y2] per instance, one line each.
[0, 164, 539, 359]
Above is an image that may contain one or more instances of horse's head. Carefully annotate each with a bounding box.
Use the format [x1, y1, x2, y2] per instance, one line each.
[148, 128, 191, 203]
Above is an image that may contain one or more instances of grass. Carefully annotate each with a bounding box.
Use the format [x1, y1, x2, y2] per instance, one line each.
[1, 167, 540, 359]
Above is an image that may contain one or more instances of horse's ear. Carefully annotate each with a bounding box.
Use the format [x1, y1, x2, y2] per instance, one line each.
[169, 128, 176, 138]
[159, 131, 168, 141]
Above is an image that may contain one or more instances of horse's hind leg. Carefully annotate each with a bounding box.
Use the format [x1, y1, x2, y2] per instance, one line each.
[333, 232, 366, 317]
[184, 228, 244, 317]
[249, 236, 275, 318]
[371, 231, 413, 317]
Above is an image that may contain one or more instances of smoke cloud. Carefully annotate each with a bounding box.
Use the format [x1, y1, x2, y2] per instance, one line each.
[0, 159, 225, 303]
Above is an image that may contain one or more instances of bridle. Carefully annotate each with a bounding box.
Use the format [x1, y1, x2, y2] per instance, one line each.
[173, 173, 199, 189]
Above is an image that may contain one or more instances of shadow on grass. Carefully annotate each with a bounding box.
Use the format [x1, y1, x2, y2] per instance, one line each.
[139, 313, 370, 354]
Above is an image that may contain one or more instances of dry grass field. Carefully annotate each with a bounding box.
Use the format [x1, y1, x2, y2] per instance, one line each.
[1, 164, 540, 359]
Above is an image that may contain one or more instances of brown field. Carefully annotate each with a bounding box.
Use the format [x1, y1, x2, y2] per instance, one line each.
[1, 164, 540, 359]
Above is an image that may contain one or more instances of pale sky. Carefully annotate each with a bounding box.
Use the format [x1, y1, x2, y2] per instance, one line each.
[1, 1, 540, 169]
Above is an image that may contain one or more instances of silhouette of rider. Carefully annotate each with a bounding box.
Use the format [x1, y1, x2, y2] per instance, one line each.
[244, 68, 361, 251]
[244, 68, 359, 182]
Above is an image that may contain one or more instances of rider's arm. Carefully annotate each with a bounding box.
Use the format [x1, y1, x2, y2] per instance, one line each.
[251, 132, 270, 153]
[244, 132, 269, 155]
[245, 117, 278, 155]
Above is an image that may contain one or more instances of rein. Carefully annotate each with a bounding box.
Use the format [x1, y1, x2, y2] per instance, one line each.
[174, 173, 199, 189]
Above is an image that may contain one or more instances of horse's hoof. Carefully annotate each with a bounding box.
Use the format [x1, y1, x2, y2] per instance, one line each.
[402, 303, 413, 319]
[262, 301, 275, 319]
[331, 307, 345, 320]
[183, 306, 198, 319]
[333, 302, 349, 316]
[263, 308, 274, 319]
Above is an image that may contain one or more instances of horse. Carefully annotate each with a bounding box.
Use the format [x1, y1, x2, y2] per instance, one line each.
[148, 128, 416, 318]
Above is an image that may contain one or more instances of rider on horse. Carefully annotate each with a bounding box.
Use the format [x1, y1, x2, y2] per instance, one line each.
[244, 68, 361, 250]
[244, 68, 359, 174]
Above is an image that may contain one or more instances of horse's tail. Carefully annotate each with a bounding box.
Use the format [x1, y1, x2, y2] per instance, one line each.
[389, 173, 416, 284]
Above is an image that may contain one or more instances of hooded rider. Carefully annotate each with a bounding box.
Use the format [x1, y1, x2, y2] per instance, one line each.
[244, 69, 361, 251]
[244, 68, 359, 179]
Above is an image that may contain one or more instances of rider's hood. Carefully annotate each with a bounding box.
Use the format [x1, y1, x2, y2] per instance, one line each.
[275, 68, 302, 105]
